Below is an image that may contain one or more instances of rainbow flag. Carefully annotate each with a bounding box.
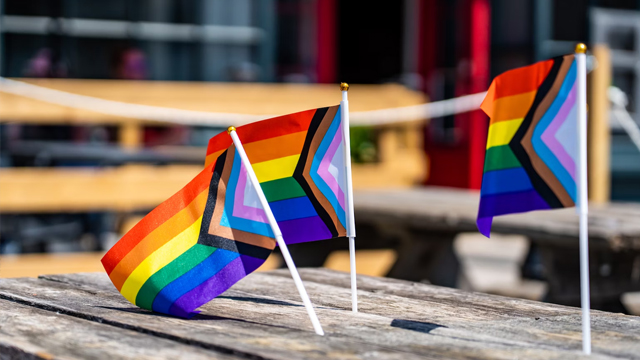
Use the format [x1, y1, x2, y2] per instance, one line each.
[205, 105, 347, 244]
[102, 105, 347, 317]
[477, 54, 578, 237]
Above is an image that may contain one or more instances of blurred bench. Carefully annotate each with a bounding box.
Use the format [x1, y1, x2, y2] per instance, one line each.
[0, 165, 201, 213]
[352, 187, 640, 312]
[6, 141, 206, 166]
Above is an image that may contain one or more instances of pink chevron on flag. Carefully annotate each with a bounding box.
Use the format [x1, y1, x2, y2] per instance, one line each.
[233, 165, 270, 223]
[541, 82, 577, 180]
[317, 124, 346, 210]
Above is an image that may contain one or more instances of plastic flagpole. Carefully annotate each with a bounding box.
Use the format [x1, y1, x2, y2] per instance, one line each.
[575, 43, 591, 354]
[227, 126, 325, 336]
[340, 83, 358, 313]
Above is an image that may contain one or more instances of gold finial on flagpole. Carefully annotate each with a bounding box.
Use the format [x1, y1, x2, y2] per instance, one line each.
[575, 43, 587, 54]
[340, 82, 349, 91]
[227, 126, 236, 134]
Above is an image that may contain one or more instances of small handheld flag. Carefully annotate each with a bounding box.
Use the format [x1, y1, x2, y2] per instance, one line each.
[102, 104, 351, 327]
[477, 53, 579, 237]
[477, 44, 591, 354]
[205, 106, 348, 244]
[206, 101, 359, 312]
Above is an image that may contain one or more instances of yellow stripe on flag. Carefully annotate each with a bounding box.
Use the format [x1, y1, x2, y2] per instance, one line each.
[253, 155, 300, 183]
[486, 118, 524, 149]
[120, 216, 203, 303]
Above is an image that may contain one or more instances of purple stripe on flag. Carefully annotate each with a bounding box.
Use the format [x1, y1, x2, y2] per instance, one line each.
[278, 216, 333, 244]
[477, 190, 551, 238]
[478, 189, 550, 219]
[476, 217, 493, 238]
[168, 255, 263, 318]
[541, 82, 577, 180]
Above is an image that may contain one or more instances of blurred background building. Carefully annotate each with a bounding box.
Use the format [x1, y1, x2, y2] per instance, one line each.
[2, 0, 639, 190]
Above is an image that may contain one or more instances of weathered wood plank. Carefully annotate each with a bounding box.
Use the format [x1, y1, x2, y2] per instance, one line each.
[33, 272, 621, 359]
[0, 274, 418, 360]
[0, 299, 232, 360]
[2, 270, 637, 359]
[248, 269, 640, 359]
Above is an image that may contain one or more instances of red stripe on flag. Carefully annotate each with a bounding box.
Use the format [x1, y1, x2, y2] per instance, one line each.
[205, 108, 319, 166]
[481, 59, 554, 118]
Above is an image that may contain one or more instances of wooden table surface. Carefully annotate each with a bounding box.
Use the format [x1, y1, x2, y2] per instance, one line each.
[0, 268, 638, 359]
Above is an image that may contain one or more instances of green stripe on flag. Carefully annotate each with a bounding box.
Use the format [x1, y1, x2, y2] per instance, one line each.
[261, 177, 306, 202]
[135, 244, 217, 310]
[484, 145, 522, 172]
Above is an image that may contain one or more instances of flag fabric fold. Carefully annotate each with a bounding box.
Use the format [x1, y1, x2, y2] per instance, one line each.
[477, 54, 578, 237]
[102, 105, 348, 317]
[205, 105, 348, 244]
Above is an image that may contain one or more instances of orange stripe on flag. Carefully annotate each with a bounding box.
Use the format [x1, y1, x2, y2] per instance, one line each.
[481, 59, 553, 117]
[245, 131, 307, 164]
[108, 189, 209, 290]
[101, 164, 213, 274]
[489, 91, 537, 124]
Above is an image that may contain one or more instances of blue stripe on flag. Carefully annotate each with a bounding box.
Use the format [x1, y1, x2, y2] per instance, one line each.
[270, 196, 317, 222]
[480, 167, 534, 196]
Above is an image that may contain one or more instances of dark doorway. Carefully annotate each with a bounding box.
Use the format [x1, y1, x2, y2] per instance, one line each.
[337, 2, 403, 84]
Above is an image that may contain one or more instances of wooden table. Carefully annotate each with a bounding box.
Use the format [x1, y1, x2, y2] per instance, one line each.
[0, 268, 638, 359]
[349, 187, 640, 313]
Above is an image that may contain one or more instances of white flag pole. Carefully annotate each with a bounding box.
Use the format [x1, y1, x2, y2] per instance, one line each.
[227, 127, 325, 336]
[575, 43, 591, 354]
[340, 82, 358, 313]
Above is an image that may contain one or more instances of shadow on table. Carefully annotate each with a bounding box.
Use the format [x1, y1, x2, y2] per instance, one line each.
[218, 295, 302, 307]
[390, 319, 447, 334]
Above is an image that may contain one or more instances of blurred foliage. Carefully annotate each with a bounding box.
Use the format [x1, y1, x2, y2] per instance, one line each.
[350, 126, 377, 163]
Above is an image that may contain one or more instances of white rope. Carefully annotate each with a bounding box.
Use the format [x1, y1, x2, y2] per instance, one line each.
[0, 77, 264, 126]
[609, 86, 640, 154]
[0, 77, 485, 127]
[350, 92, 486, 125]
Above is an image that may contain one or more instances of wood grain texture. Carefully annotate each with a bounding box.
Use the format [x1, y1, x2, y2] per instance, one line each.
[354, 187, 640, 250]
[0, 301, 232, 360]
[0, 273, 415, 360]
[1, 269, 638, 359]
